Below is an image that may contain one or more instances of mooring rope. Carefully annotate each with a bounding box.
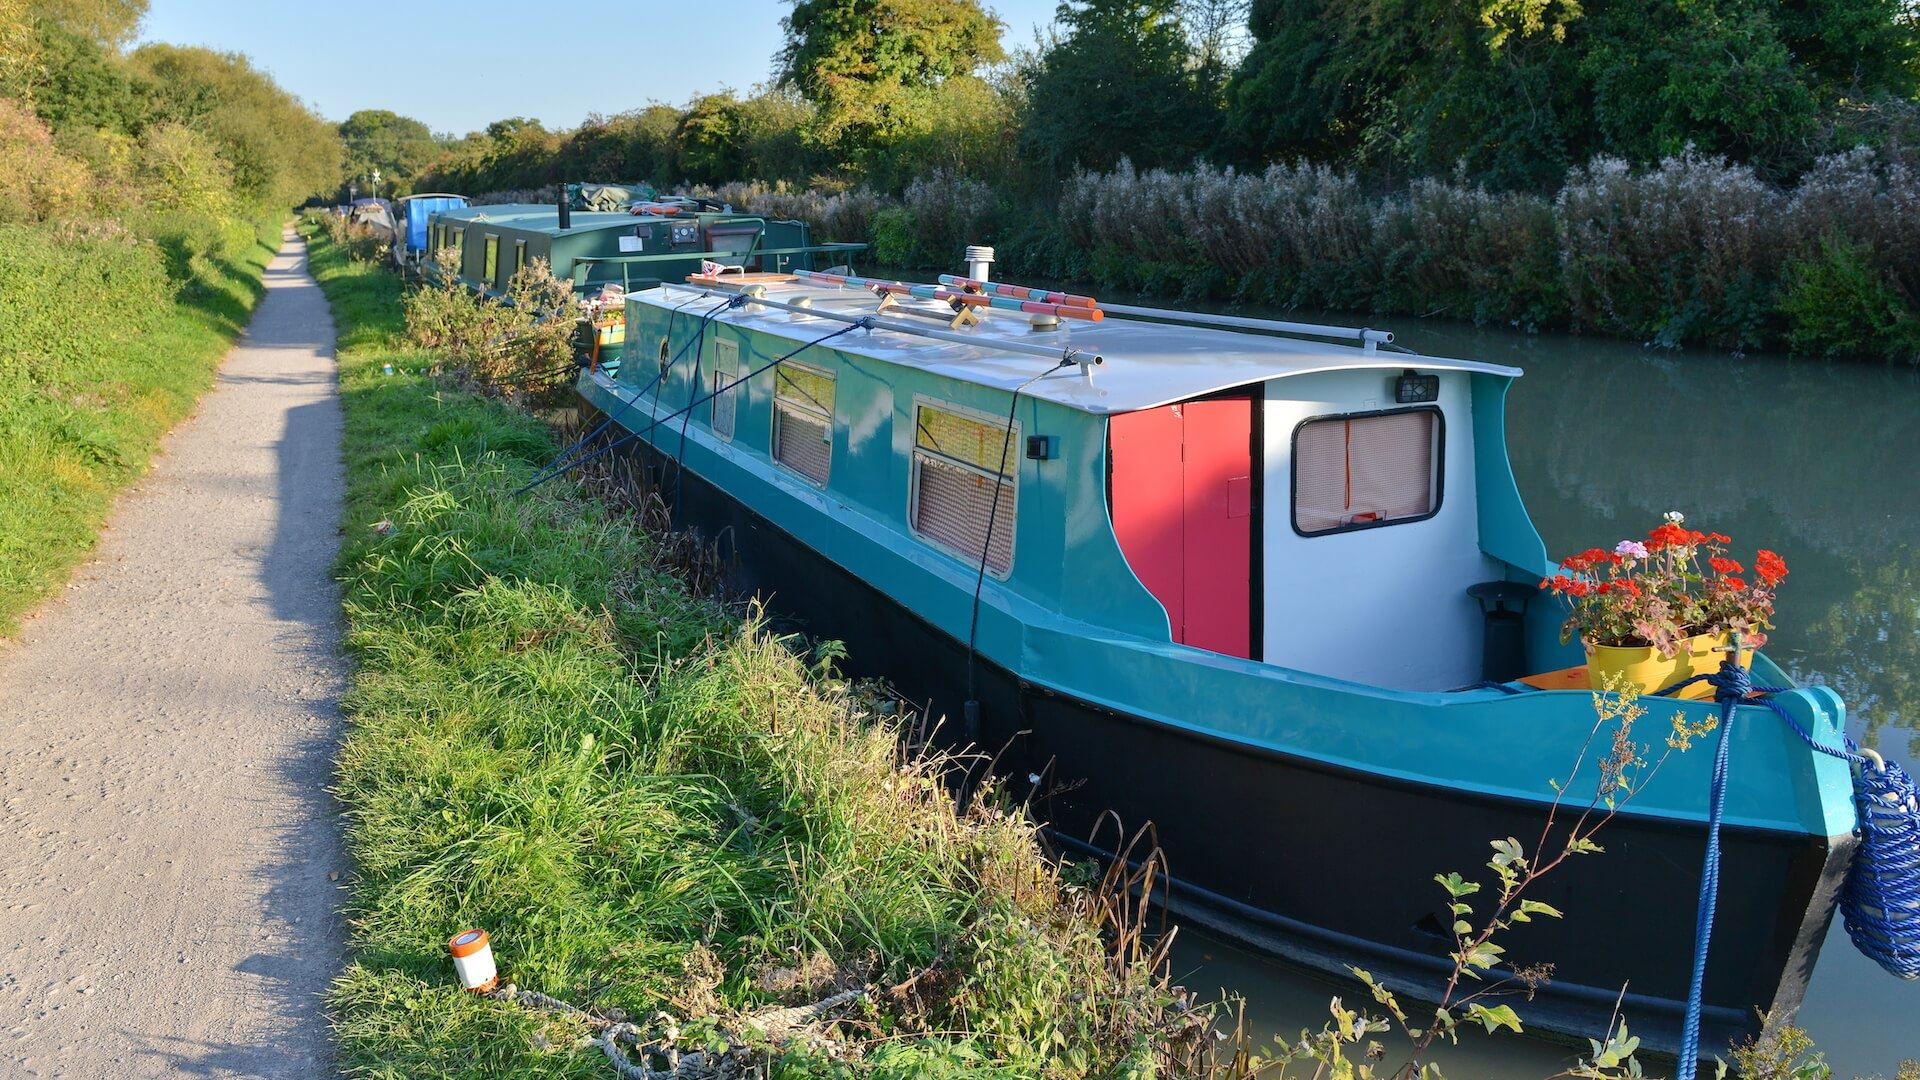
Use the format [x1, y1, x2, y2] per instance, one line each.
[1659, 656, 1920, 1077]
[961, 355, 1079, 743]
[491, 982, 864, 1079]
[515, 294, 740, 494]
[514, 317, 875, 496]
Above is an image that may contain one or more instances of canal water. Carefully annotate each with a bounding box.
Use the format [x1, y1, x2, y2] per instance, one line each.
[1159, 312, 1920, 1076]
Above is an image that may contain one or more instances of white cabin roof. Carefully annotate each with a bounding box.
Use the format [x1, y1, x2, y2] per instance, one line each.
[636, 281, 1522, 415]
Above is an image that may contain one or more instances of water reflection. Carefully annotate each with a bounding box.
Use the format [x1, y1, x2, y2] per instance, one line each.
[1188, 313, 1920, 1076]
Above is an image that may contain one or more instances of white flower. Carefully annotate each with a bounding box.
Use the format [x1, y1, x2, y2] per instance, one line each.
[1664, 510, 1686, 524]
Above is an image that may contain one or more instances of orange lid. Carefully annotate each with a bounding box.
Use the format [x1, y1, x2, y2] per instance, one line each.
[448, 928, 490, 958]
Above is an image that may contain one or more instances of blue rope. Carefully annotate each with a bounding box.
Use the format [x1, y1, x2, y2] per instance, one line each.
[1661, 659, 1920, 1076]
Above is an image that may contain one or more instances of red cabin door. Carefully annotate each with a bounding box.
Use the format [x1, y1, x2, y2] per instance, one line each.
[1109, 396, 1255, 658]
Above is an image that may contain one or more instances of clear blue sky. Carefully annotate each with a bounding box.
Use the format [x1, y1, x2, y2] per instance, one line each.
[136, 0, 1064, 136]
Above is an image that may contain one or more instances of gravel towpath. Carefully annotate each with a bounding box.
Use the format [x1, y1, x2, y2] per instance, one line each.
[0, 232, 348, 1077]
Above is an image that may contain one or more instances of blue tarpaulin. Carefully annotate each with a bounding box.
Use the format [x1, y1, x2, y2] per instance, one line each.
[402, 196, 468, 253]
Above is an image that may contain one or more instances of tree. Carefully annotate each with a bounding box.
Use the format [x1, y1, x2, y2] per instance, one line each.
[25, 0, 145, 50]
[1019, 0, 1221, 177]
[777, 0, 1004, 150]
[1219, 0, 1909, 188]
[22, 18, 149, 134]
[673, 93, 744, 185]
[128, 44, 343, 206]
[339, 109, 438, 190]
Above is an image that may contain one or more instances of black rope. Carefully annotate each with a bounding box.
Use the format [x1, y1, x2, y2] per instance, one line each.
[512, 318, 874, 497]
[962, 357, 1078, 740]
[672, 297, 731, 527]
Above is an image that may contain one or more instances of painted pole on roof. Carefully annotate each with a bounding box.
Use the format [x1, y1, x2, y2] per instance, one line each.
[557, 182, 571, 231]
[938, 275, 1098, 309]
[794, 269, 1101, 321]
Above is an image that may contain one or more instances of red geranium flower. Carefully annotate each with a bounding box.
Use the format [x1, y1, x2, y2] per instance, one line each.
[1647, 522, 1691, 549]
[1755, 549, 1788, 586]
[1709, 556, 1744, 575]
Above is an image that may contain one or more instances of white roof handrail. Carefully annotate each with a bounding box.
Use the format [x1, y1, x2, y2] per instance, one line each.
[660, 280, 1104, 367]
[1095, 302, 1394, 352]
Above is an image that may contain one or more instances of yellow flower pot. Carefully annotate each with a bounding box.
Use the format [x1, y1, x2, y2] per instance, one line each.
[1585, 633, 1752, 700]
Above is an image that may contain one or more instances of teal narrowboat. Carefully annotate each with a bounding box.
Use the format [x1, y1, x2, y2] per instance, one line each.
[424, 200, 864, 298]
[572, 259, 1868, 1059]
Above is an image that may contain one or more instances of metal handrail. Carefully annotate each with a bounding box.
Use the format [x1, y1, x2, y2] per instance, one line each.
[659, 280, 1103, 366]
[569, 242, 869, 294]
[1096, 302, 1393, 350]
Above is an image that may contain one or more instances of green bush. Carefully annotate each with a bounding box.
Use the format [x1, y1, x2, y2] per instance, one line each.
[1779, 234, 1920, 361]
[869, 206, 918, 266]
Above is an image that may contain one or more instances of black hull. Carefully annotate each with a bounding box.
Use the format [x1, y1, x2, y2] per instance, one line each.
[606, 422, 1850, 1060]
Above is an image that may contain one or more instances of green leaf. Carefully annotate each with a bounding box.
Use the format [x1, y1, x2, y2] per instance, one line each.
[1514, 899, 1563, 922]
[1466, 1003, 1524, 1035]
[1435, 872, 1481, 898]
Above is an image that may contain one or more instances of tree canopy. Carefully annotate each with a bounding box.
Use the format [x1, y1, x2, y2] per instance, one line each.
[339, 109, 439, 190]
[1225, 0, 1920, 188]
[777, 0, 1004, 150]
[1020, 0, 1221, 178]
[129, 44, 341, 206]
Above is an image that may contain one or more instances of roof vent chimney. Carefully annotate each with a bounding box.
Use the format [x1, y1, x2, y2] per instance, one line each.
[964, 244, 994, 283]
[557, 183, 571, 231]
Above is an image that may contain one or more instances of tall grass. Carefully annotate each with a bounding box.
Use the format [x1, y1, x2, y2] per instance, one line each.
[304, 226, 1228, 1078]
[0, 213, 279, 635]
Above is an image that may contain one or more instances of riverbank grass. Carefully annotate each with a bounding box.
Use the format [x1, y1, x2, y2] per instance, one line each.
[0, 215, 282, 637]
[303, 227, 1200, 1077]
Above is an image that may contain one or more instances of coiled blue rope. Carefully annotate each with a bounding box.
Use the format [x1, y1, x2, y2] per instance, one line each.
[1659, 657, 1920, 1077]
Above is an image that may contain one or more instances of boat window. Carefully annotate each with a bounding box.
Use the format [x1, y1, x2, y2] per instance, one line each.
[483, 234, 499, 284]
[710, 339, 738, 439]
[911, 403, 1016, 577]
[772, 362, 834, 484]
[513, 239, 526, 276]
[450, 227, 465, 259]
[1292, 407, 1442, 536]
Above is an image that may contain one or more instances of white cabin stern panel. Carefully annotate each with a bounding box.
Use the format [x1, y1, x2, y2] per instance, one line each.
[1261, 370, 1499, 691]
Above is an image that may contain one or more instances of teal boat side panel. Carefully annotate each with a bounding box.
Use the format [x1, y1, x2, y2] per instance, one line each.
[1472, 373, 1549, 574]
[581, 294, 1857, 841]
[1471, 372, 1583, 671]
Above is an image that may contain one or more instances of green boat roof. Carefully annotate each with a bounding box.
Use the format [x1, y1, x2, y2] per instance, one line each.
[432, 203, 640, 236]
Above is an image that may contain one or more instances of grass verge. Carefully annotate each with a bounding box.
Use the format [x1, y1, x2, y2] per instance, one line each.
[302, 227, 1210, 1078]
[0, 213, 283, 636]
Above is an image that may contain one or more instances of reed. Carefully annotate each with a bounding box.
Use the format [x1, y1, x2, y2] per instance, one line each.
[466, 140, 1918, 361]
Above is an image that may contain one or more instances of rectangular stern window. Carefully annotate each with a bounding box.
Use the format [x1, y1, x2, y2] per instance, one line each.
[483, 234, 499, 285]
[772, 362, 834, 484]
[1293, 407, 1441, 535]
[911, 403, 1016, 576]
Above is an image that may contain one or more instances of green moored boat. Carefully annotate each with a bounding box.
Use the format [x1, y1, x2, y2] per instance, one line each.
[424, 192, 862, 298]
